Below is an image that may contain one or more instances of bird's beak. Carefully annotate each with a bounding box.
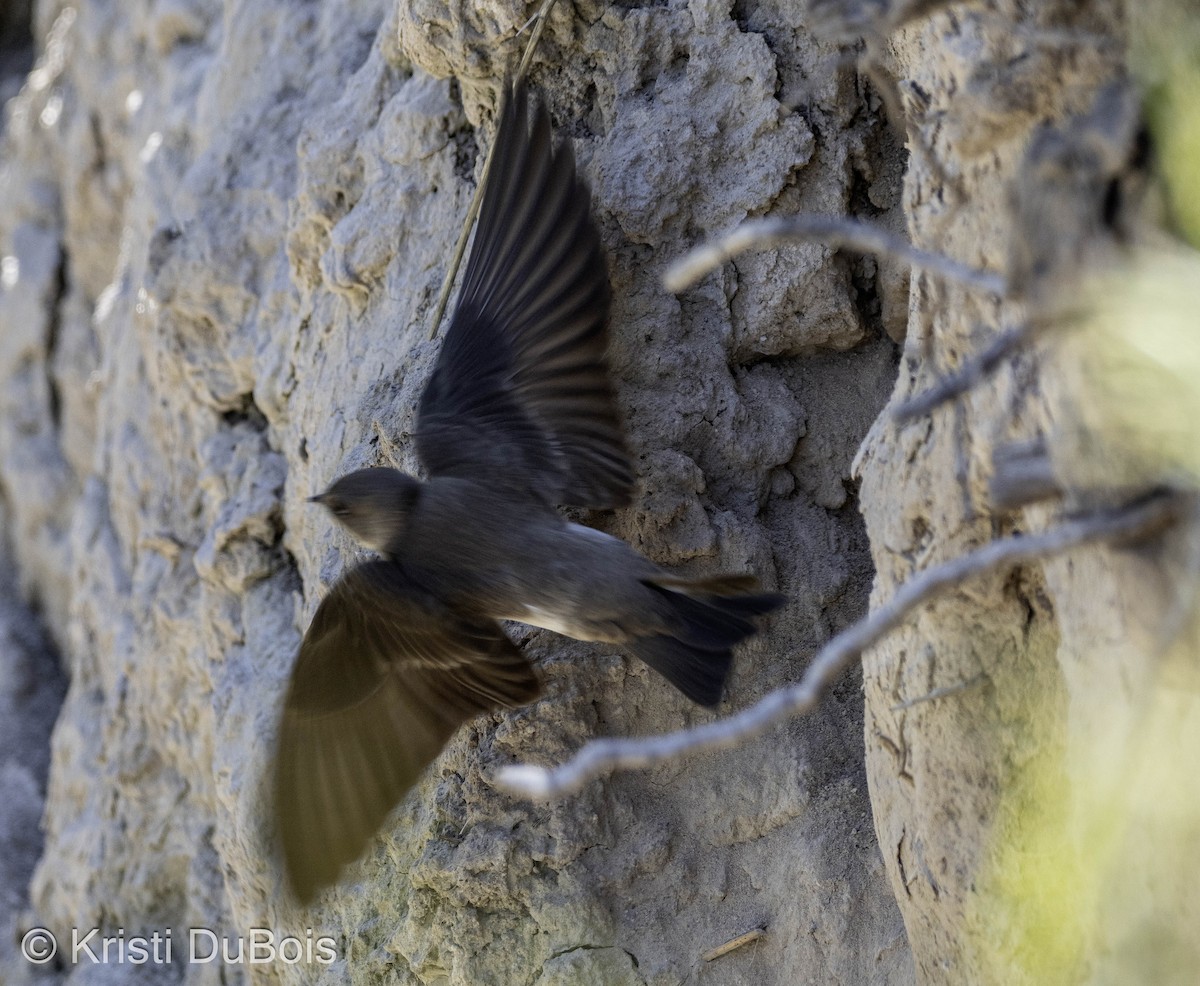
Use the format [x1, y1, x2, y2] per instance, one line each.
[307, 493, 327, 505]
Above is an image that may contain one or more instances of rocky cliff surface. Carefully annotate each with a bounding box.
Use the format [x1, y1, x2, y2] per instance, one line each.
[8, 0, 1189, 983]
[0, 0, 911, 983]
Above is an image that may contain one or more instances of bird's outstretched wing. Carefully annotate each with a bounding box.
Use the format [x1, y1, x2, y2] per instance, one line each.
[273, 560, 540, 902]
[416, 81, 634, 509]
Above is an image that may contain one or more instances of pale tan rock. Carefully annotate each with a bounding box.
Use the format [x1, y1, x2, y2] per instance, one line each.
[0, 0, 911, 983]
[857, 2, 1200, 984]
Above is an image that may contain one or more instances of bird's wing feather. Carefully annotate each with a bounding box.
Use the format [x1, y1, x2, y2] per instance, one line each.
[416, 80, 634, 508]
[274, 560, 540, 902]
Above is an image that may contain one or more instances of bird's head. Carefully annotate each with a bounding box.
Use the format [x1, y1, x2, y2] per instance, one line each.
[309, 467, 421, 552]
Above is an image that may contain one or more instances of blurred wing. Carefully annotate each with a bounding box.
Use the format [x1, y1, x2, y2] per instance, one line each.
[274, 560, 540, 902]
[416, 80, 634, 508]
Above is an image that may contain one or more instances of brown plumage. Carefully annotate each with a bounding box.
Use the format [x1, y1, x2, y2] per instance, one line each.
[273, 81, 785, 903]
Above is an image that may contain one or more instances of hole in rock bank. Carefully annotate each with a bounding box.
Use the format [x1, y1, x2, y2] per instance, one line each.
[0, 0, 33, 107]
[220, 393, 268, 431]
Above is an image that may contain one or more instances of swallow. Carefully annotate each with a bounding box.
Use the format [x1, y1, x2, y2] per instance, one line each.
[274, 80, 786, 902]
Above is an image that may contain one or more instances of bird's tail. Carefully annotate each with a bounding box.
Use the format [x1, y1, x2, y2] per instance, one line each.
[628, 574, 786, 707]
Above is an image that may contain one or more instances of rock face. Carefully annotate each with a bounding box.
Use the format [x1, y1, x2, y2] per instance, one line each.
[856, 3, 1200, 985]
[0, 0, 910, 983]
[13, 0, 1188, 981]
[0, 547, 67, 979]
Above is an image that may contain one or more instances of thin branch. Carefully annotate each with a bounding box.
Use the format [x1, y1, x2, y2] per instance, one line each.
[894, 320, 1036, 422]
[990, 438, 1062, 511]
[494, 493, 1182, 799]
[701, 928, 766, 963]
[663, 215, 1007, 296]
[427, 0, 560, 339]
[895, 303, 1094, 422]
[890, 672, 986, 711]
[806, 0, 963, 42]
[515, 0, 557, 78]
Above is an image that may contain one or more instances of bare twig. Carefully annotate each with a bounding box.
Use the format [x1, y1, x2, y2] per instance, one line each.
[890, 672, 986, 711]
[515, 0, 557, 78]
[806, 0, 966, 43]
[894, 320, 1036, 422]
[427, 0, 561, 339]
[989, 437, 1062, 511]
[494, 493, 1182, 799]
[663, 215, 1006, 296]
[701, 928, 766, 962]
[895, 303, 1093, 422]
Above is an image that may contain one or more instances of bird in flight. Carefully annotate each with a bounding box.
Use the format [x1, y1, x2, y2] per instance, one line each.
[274, 80, 786, 902]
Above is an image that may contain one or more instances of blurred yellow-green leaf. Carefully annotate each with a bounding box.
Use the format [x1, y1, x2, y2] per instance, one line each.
[1130, 0, 1200, 247]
